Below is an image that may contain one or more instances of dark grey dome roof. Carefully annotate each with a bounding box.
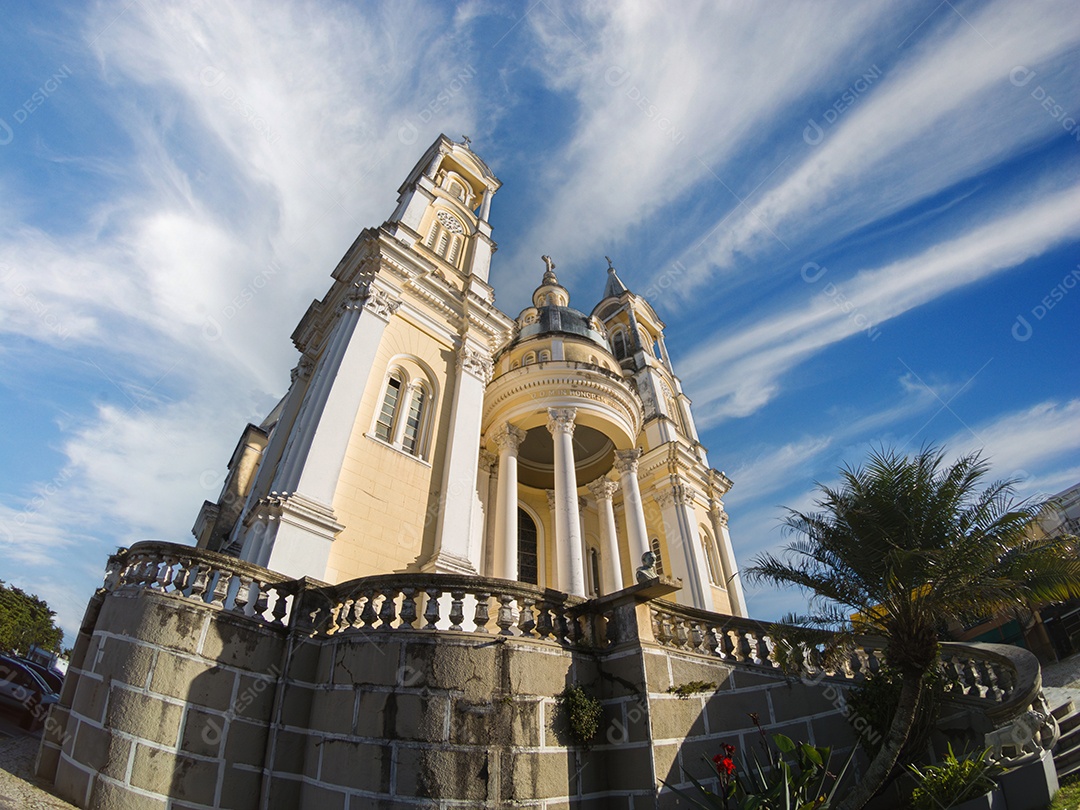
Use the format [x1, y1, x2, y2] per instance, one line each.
[499, 305, 611, 356]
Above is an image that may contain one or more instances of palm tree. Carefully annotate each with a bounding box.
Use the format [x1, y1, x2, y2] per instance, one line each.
[746, 446, 1080, 810]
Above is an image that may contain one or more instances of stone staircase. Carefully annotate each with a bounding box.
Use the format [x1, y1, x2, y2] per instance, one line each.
[1052, 698, 1080, 780]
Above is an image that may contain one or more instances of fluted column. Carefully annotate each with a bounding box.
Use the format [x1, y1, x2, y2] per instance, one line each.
[587, 478, 622, 593]
[492, 422, 526, 581]
[710, 504, 748, 616]
[614, 449, 650, 566]
[548, 408, 585, 597]
[546, 489, 562, 589]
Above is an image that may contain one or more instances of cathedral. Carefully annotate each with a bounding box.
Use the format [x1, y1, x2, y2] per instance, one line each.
[192, 134, 746, 617]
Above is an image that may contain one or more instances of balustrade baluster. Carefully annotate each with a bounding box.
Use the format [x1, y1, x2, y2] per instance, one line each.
[154, 558, 176, 591]
[449, 590, 466, 631]
[673, 619, 690, 649]
[379, 589, 399, 629]
[233, 576, 253, 615]
[473, 592, 491, 633]
[535, 602, 553, 639]
[423, 588, 442, 630]
[497, 594, 516, 635]
[359, 590, 379, 628]
[190, 565, 210, 601]
[517, 598, 536, 637]
[399, 588, 417, 629]
[270, 588, 290, 626]
[210, 571, 230, 607]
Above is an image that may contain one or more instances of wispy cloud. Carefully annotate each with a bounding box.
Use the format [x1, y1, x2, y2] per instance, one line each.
[680, 182, 1080, 424]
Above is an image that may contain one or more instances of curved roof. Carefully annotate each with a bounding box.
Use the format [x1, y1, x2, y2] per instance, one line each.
[498, 304, 612, 357]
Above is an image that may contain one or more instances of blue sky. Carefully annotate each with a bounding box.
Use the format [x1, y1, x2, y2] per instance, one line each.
[1, 0, 1078, 641]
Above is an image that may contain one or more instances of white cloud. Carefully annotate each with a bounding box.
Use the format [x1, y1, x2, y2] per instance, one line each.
[680, 181, 1080, 424]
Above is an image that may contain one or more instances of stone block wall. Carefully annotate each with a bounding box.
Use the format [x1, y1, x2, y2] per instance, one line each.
[39, 582, 866, 809]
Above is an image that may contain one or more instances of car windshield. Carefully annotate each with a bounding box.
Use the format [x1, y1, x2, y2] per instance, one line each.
[0, 657, 50, 692]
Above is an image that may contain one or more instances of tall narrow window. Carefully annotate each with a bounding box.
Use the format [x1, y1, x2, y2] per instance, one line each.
[590, 547, 602, 596]
[702, 526, 724, 586]
[374, 376, 402, 442]
[518, 508, 538, 585]
[651, 538, 665, 576]
[613, 331, 628, 359]
[401, 387, 425, 454]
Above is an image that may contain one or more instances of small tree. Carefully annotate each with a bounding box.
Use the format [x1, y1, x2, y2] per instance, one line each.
[0, 581, 64, 655]
[746, 446, 1080, 810]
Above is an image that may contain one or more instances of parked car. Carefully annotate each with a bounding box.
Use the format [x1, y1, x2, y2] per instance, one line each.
[14, 657, 64, 693]
[0, 655, 59, 730]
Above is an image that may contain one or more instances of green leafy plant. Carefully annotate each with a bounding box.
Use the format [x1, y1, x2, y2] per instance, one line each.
[662, 715, 854, 809]
[557, 685, 602, 747]
[668, 680, 717, 699]
[908, 745, 1000, 810]
[845, 664, 947, 765]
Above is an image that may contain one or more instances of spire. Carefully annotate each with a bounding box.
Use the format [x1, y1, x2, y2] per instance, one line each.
[603, 256, 630, 299]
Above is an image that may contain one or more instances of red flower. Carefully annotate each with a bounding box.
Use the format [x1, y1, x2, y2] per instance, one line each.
[713, 754, 736, 776]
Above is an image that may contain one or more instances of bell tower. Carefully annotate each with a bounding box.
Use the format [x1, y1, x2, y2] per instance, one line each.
[193, 135, 514, 582]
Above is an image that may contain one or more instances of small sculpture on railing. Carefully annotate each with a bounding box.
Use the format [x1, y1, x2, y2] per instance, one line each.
[985, 708, 1048, 763]
[637, 551, 659, 584]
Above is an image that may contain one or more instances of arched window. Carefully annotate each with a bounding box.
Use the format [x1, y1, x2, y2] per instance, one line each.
[701, 526, 723, 586]
[425, 210, 466, 266]
[612, 330, 628, 359]
[650, 538, 665, 577]
[518, 508, 538, 585]
[589, 547, 602, 596]
[523, 352, 536, 365]
[538, 350, 550, 363]
[371, 366, 432, 459]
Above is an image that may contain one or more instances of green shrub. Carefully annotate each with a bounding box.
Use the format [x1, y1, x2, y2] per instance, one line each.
[557, 685, 602, 746]
[908, 745, 999, 810]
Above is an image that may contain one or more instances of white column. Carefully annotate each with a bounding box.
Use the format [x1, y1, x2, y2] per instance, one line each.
[546, 490, 563, 589]
[428, 346, 493, 575]
[587, 478, 623, 593]
[492, 422, 526, 581]
[614, 449, 650, 568]
[657, 483, 710, 610]
[478, 450, 498, 577]
[711, 505, 748, 616]
[547, 408, 585, 597]
[479, 187, 493, 221]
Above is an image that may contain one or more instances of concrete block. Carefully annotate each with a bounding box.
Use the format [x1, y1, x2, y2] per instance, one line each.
[704, 689, 771, 736]
[279, 683, 314, 727]
[72, 720, 131, 780]
[405, 640, 498, 700]
[219, 767, 263, 810]
[180, 706, 224, 758]
[507, 647, 572, 698]
[53, 757, 91, 807]
[99, 594, 207, 655]
[597, 653, 647, 698]
[105, 687, 183, 747]
[504, 750, 578, 801]
[286, 639, 323, 682]
[266, 776, 302, 810]
[130, 743, 220, 806]
[201, 617, 285, 675]
[319, 739, 390, 793]
[669, 655, 733, 692]
[89, 777, 167, 810]
[299, 783, 347, 810]
[333, 638, 402, 687]
[649, 696, 707, 740]
[309, 688, 356, 736]
[94, 636, 156, 687]
[150, 655, 236, 712]
[769, 680, 841, 722]
[271, 729, 311, 775]
[643, 651, 672, 692]
[234, 673, 278, 722]
[397, 746, 491, 801]
[224, 719, 270, 768]
[71, 676, 109, 724]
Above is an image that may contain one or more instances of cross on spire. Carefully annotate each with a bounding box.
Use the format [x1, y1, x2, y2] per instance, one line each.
[461, 135, 472, 147]
[605, 256, 616, 271]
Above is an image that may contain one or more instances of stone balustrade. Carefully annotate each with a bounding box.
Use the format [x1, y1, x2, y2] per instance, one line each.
[102, 541, 297, 628]
[298, 572, 597, 645]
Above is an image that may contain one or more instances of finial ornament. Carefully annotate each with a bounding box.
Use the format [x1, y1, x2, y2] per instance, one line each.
[606, 256, 615, 271]
[540, 254, 558, 285]
[461, 134, 471, 147]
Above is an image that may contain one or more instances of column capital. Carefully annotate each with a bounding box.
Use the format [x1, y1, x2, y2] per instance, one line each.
[491, 422, 526, 453]
[457, 346, 493, 383]
[343, 282, 402, 320]
[292, 355, 316, 383]
[546, 407, 577, 436]
[586, 477, 620, 501]
[613, 447, 643, 475]
[714, 509, 729, 527]
[478, 449, 498, 471]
